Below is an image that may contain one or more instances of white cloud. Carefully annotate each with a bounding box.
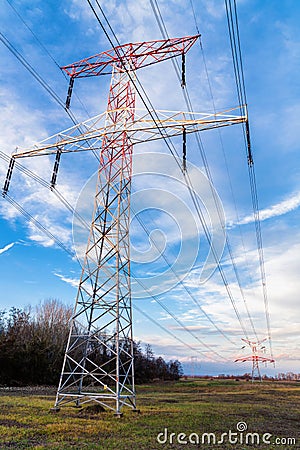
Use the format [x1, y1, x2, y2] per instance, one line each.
[178, 235, 300, 366]
[237, 191, 300, 225]
[53, 272, 79, 288]
[1, 0, 300, 375]
[0, 88, 47, 160]
[0, 94, 91, 250]
[0, 242, 15, 255]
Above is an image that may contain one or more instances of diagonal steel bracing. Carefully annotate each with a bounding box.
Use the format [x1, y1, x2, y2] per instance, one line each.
[2, 35, 248, 415]
[53, 64, 137, 415]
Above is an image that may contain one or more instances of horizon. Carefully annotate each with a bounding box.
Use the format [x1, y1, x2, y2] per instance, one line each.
[0, 0, 299, 378]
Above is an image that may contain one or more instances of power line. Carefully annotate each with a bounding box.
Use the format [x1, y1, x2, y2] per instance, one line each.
[5, 0, 61, 71]
[224, 0, 273, 358]
[0, 31, 65, 109]
[133, 303, 227, 363]
[198, 33, 258, 340]
[0, 150, 229, 359]
[5, 0, 91, 117]
[0, 30, 100, 164]
[86, 0, 251, 342]
[189, 0, 256, 291]
[0, 151, 90, 232]
[189, 5, 259, 341]
[2, 1, 257, 355]
[2, 0, 253, 344]
[132, 206, 237, 345]
[1, 189, 224, 363]
[149, 0, 254, 340]
[150, 0, 256, 338]
[85, 0, 185, 164]
[132, 276, 229, 362]
[4, 194, 74, 257]
[189, 0, 201, 36]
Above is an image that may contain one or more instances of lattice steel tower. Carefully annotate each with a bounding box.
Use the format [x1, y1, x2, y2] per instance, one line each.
[3, 35, 248, 415]
[235, 338, 275, 382]
[55, 36, 200, 416]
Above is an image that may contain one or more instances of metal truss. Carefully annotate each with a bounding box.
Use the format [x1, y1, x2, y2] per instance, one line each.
[52, 62, 138, 416]
[3, 35, 248, 415]
[10, 106, 246, 159]
[61, 35, 200, 78]
[51, 36, 207, 416]
[235, 338, 275, 382]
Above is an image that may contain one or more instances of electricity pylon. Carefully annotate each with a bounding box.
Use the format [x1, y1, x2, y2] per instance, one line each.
[190, 356, 199, 378]
[235, 338, 274, 382]
[3, 36, 247, 415]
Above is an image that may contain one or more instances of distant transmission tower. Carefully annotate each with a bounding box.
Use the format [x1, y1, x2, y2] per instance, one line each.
[235, 338, 274, 382]
[3, 36, 247, 415]
[190, 356, 199, 378]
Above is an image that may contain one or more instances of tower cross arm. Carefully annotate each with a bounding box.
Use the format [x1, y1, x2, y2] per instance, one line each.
[130, 106, 247, 145]
[235, 356, 275, 363]
[11, 106, 247, 159]
[61, 35, 200, 78]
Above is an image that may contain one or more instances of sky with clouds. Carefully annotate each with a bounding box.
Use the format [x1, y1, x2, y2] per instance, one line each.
[0, 0, 299, 376]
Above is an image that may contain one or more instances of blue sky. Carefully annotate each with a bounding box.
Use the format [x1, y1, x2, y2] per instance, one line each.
[0, 0, 300, 376]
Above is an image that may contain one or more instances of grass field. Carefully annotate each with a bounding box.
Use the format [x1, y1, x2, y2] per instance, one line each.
[0, 380, 299, 449]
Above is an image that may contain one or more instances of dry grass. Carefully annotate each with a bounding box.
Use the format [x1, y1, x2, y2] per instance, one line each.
[0, 380, 299, 449]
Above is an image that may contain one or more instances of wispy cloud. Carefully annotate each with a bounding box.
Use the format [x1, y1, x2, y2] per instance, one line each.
[53, 271, 79, 288]
[0, 242, 15, 255]
[238, 191, 300, 225]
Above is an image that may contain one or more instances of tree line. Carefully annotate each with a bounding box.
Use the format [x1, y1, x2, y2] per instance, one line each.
[0, 299, 183, 386]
